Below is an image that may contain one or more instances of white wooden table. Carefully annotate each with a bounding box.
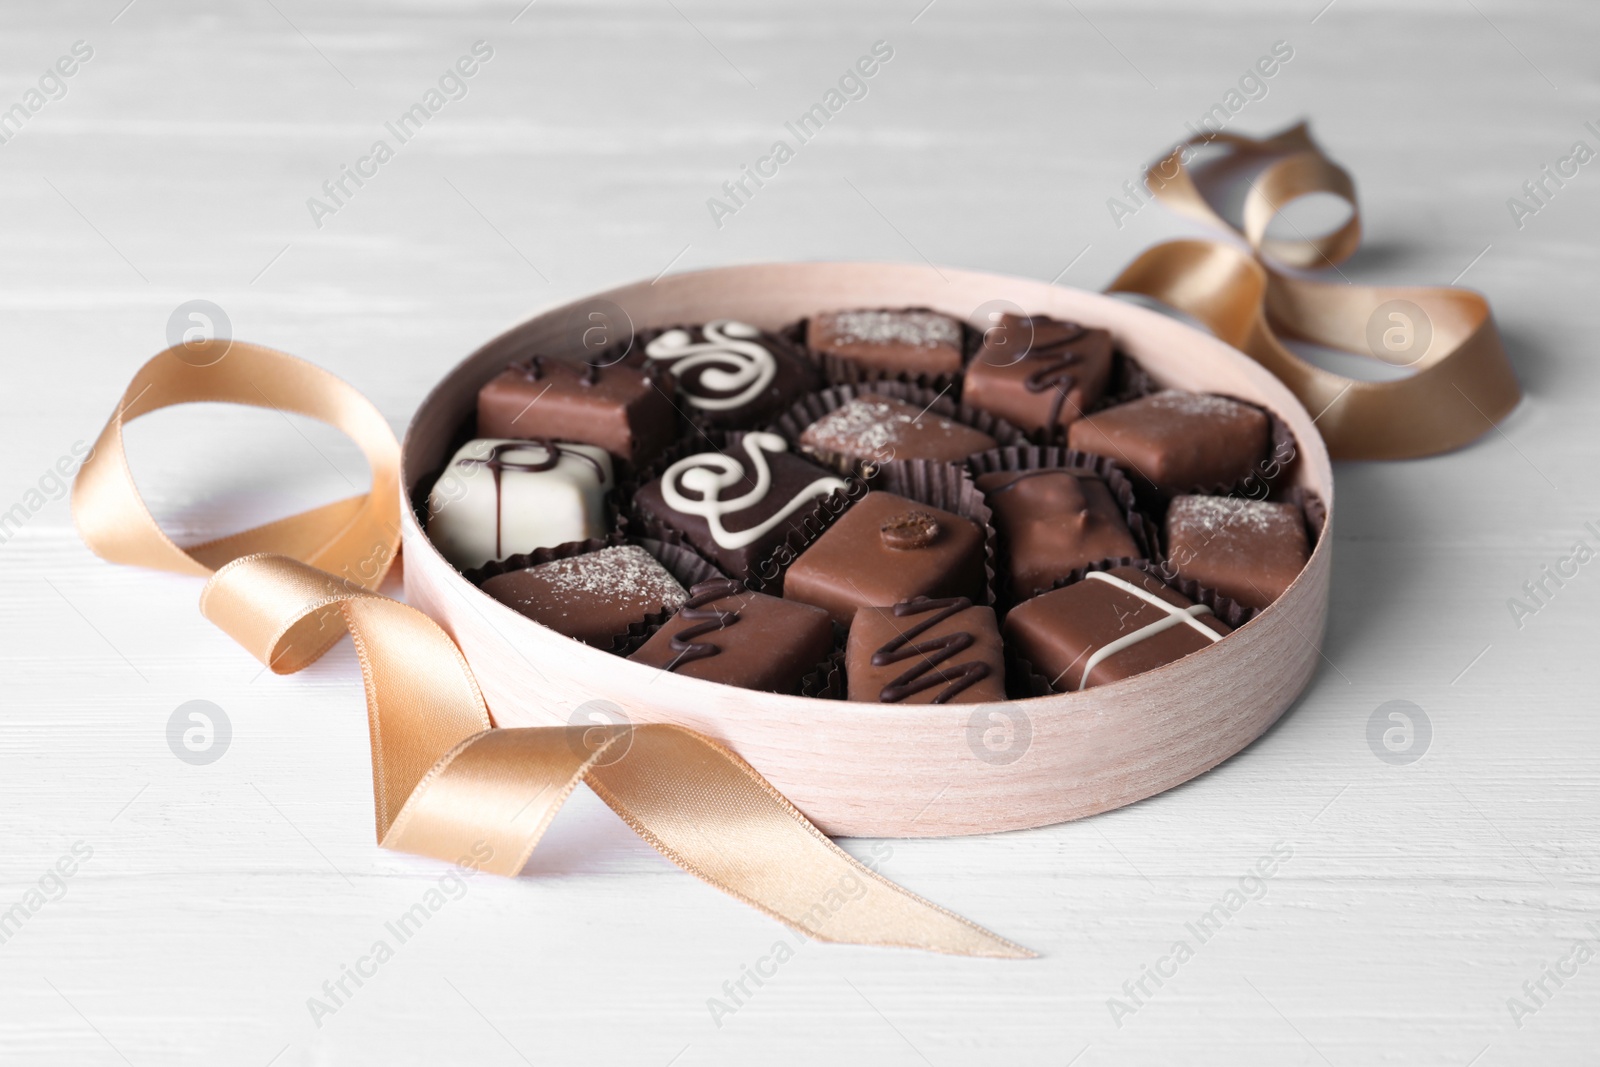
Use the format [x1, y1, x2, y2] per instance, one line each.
[2, 1, 1595, 1063]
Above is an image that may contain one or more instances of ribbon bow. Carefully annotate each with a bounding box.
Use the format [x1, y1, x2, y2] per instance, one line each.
[1108, 122, 1520, 459]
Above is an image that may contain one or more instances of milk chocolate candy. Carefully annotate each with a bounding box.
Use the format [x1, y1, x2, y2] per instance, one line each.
[629, 579, 834, 693]
[480, 545, 688, 647]
[1164, 495, 1309, 610]
[962, 315, 1113, 441]
[633, 320, 819, 428]
[476, 355, 678, 467]
[782, 491, 985, 628]
[807, 308, 965, 377]
[426, 439, 612, 571]
[1003, 565, 1231, 691]
[798, 396, 997, 467]
[976, 468, 1140, 597]
[1066, 391, 1269, 494]
[846, 597, 1008, 705]
[633, 432, 851, 581]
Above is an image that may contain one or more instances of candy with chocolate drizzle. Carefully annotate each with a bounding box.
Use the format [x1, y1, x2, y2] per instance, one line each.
[962, 314, 1114, 442]
[425, 437, 612, 572]
[456, 439, 607, 559]
[629, 579, 834, 694]
[663, 578, 745, 667]
[846, 596, 1008, 705]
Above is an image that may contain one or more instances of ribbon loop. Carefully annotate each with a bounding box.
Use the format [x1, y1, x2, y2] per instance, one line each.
[1244, 149, 1361, 269]
[1114, 121, 1520, 460]
[72, 341, 403, 586]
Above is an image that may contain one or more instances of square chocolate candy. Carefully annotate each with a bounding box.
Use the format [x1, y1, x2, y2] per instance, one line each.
[798, 396, 997, 467]
[477, 355, 679, 466]
[1164, 495, 1309, 610]
[629, 579, 834, 693]
[633, 320, 819, 428]
[807, 308, 965, 377]
[783, 491, 985, 628]
[633, 432, 851, 582]
[480, 545, 688, 648]
[962, 315, 1113, 441]
[1066, 391, 1269, 494]
[426, 439, 612, 571]
[1003, 565, 1231, 691]
[846, 597, 1008, 705]
[976, 468, 1140, 597]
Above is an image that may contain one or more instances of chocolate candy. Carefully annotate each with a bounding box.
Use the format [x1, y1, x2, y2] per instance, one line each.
[962, 315, 1113, 441]
[633, 432, 850, 581]
[798, 396, 997, 467]
[976, 468, 1140, 597]
[426, 439, 612, 571]
[477, 355, 678, 466]
[846, 597, 1008, 705]
[1067, 391, 1269, 494]
[782, 491, 985, 627]
[480, 545, 687, 647]
[629, 579, 834, 693]
[1003, 565, 1231, 691]
[807, 308, 965, 377]
[634, 320, 818, 427]
[1165, 495, 1309, 610]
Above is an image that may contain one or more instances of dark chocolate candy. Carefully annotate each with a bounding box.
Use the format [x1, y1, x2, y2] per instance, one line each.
[633, 432, 852, 582]
[782, 491, 985, 628]
[846, 597, 1008, 705]
[1066, 391, 1269, 494]
[480, 545, 687, 647]
[962, 315, 1113, 441]
[798, 396, 997, 467]
[477, 355, 678, 466]
[807, 308, 965, 377]
[1164, 494, 1309, 610]
[976, 468, 1140, 598]
[628, 579, 834, 693]
[1003, 565, 1231, 691]
[631, 320, 819, 428]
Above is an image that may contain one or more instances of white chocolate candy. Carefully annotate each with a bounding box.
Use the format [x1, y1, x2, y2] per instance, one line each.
[426, 438, 612, 571]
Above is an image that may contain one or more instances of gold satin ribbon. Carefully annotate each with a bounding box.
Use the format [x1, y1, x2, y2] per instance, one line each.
[72, 340, 1031, 959]
[1107, 121, 1521, 459]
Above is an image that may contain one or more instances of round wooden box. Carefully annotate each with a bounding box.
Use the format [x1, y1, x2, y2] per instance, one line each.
[400, 263, 1333, 838]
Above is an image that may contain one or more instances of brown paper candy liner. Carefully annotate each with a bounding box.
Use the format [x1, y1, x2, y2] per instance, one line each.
[620, 427, 868, 597]
[1097, 351, 1160, 410]
[1006, 558, 1256, 699]
[797, 643, 849, 701]
[462, 533, 724, 657]
[781, 310, 981, 398]
[872, 458, 1000, 611]
[1285, 485, 1328, 552]
[768, 380, 1027, 480]
[964, 445, 1160, 607]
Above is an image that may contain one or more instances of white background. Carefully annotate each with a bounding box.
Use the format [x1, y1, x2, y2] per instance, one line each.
[1, 1, 1596, 1063]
